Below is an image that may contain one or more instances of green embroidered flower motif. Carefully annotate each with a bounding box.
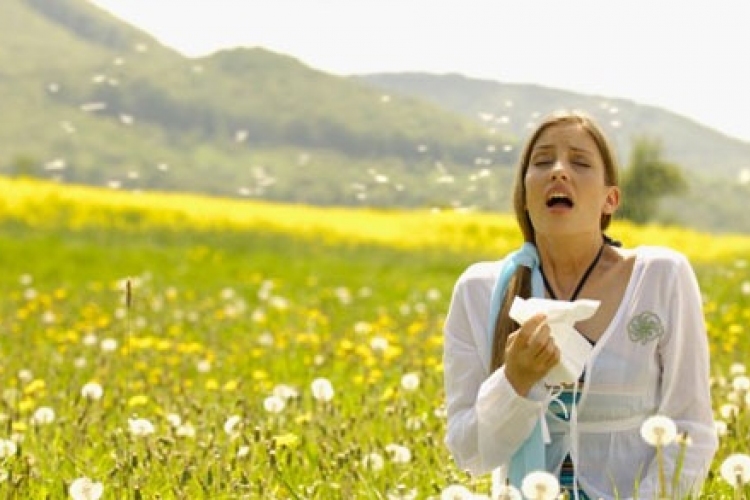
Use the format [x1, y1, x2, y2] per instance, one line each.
[628, 311, 664, 345]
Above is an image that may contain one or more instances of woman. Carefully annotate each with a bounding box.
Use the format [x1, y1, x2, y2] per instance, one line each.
[443, 110, 717, 498]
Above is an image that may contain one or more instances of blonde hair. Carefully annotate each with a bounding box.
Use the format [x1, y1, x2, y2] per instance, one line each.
[490, 110, 620, 370]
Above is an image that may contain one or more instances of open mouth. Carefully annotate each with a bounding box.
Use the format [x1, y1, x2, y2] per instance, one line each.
[546, 193, 574, 208]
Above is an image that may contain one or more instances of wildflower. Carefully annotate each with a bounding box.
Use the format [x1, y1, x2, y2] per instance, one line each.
[719, 403, 740, 419]
[714, 420, 728, 437]
[719, 453, 750, 486]
[224, 415, 242, 435]
[730, 362, 747, 375]
[68, 477, 104, 500]
[272, 384, 299, 400]
[520, 471, 560, 500]
[400, 372, 420, 392]
[196, 359, 211, 373]
[370, 336, 389, 354]
[81, 382, 103, 401]
[100, 338, 117, 352]
[385, 443, 412, 464]
[732, 375, 750, 392]
[640, 415, 678, 446]
[311, 377, 334, 402]
[362, 452, 385, 471]
[175, 423, 195, 438]
[237, 445, 250, 458]
[263, 395, 285, 414]
[440, 484, 473, 499]
[0, 439, 17, 459]
[165, 413, 182, 428]
[128, 417, 155, 437]
[494, 481, 522, 500]
[31, 406, 55, 425]
[17, 370, 33, 382]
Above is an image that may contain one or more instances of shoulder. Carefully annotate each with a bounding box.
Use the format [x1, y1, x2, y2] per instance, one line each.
[634, 245, 692, 269]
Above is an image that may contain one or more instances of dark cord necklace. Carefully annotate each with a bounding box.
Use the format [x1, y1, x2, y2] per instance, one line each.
[540, 242, 605, 301]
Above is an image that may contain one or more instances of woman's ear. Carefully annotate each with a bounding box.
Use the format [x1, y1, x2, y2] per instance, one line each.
[603, 186, 621, 215]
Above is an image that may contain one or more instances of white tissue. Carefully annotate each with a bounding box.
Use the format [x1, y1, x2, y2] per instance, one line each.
[509, 296, 600, 386]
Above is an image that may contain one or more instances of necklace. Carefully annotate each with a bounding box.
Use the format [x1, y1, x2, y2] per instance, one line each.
[540, 242, 605, 301]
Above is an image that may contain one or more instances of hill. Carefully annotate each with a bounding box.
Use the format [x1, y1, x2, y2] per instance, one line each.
[1, 0, 750, 232]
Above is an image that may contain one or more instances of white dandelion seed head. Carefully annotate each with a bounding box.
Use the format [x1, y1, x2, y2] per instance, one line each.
[31, 406, 55, 425]
[100, 338, 118, 352]
[361, 452, 385, 471]
[263, 395, 285, 414]
[386, 484, 417, 500]
[272, 384, 299, 400]
[196, 359, 211, 373]
[720, 453, 750, 485]
[715, 420, 728, 437]
[237, 445, 250, 458]
[81, 382, 103, 401]
[82, 334, 98, 346]
[223, 415, 243, 435]
[165, 413, 182, 428]
[732, 375, 750, 392]
[730, 363, 747, 375]
[68, 477, 104, 500]
[370, 336, 389, 354]
[440, 484, 473, 499]
[128, 417, 155, 437]
[385, 443, 412, 464]
[494, 482, 523, 500]
[0, 439, 17, 459]
[640, 415, 678, 446]
[520, 470, 560, 500]
[311, 377, 335, 402]
[720, 403, 740, 419]
[17, 369, 33, 382]
[175, 423, 195, 438]
[400, 372, 420, 392]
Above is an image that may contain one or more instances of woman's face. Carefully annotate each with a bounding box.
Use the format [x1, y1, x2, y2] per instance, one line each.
[523, 122, 619, 238]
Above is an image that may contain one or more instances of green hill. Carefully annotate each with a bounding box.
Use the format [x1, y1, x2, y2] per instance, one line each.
[1, 0, 750, 232]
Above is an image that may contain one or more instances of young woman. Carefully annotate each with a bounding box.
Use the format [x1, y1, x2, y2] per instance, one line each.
[443, 110, 717, 499]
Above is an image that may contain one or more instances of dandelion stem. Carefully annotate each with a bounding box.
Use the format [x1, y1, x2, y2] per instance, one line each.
[656, 442, 666, 498]
[671, 431, 688, 495]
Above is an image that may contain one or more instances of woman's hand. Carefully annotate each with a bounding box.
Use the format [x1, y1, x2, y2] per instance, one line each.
[504, 313, 560, 396]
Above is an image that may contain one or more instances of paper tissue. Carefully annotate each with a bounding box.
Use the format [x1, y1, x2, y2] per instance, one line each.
[508, 296, 600, 386]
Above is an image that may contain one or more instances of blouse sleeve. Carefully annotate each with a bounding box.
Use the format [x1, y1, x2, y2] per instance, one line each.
[637, 253, 718, 497]
[443, 265, 544, 475]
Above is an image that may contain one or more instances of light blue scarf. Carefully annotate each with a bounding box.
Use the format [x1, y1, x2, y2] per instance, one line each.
[486, 242, 546, 487]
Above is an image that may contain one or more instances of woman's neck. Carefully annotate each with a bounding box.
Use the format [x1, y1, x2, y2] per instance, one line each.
[536, 233, 605, 300]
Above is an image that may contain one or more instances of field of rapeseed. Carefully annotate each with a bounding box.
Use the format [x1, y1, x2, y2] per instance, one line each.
[0, 177, 748, 499]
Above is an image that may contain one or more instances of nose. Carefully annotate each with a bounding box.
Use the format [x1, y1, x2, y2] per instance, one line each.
[550, 159, 569, 180]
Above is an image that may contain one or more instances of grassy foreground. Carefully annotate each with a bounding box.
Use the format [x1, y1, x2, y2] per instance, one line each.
[0, 177, 748, 498]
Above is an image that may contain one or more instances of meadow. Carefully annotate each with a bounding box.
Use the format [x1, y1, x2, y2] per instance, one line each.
[0, 176, 749, 499]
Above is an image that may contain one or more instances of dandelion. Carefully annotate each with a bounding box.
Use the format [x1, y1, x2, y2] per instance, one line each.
[732, 375, 750, 392]
[272, 384, 299, 400]
[175, 423, 195, 438]
[311, 377, 334, 402]
[370, 336, 389, 354]
[31, 406, 55, 425]
[720, 453, 750, 497]
[81, 382, 103, 401]
[361, 452, 385, 471]
[401, 372, 420, 392]
[720, 403, 740, 419]
[68, 477, 104, 500]
[0, 439, 17, 459]
[640, 415, 678, 446]
[730, 363, 747, 375]
[385, 443, 412, 464]
[641, 415, 677, 498]
[196, 359, 211, 373]
[715, 420, 728, 437]
[237, 445, 250, 458]
[440, 484, 473, 499]
[494, 480, 522, 500]
[263, 395, 285, 414]
[100, 338, 117, 352]
[224, 415, 243, 435]
[128, 417, 155, 437]
[520, 471, 560, 500]
[165, 413, 182, 428]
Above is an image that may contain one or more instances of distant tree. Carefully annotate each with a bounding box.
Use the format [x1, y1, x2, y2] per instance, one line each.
[618, 137, 688, 224]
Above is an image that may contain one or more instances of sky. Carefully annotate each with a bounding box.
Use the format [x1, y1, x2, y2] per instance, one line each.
[88, 0, 750, 143]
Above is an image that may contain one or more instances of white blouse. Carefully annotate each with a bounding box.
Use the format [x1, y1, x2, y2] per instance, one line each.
[443, 246, 718, 499]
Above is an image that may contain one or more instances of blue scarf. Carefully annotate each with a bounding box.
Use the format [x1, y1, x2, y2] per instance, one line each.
[486, 242, 546, 487]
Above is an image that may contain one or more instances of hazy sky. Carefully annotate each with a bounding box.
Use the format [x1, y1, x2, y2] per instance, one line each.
[89, 0, 750, 143]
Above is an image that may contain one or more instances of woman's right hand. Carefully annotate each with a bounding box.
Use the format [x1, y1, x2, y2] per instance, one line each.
[503, 313, 560, 396]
